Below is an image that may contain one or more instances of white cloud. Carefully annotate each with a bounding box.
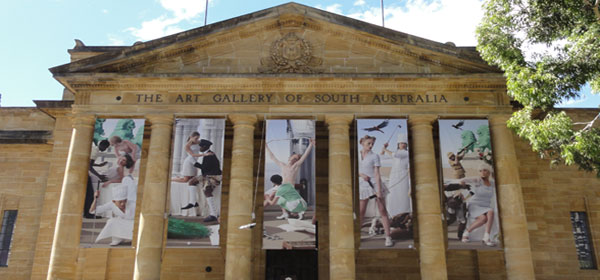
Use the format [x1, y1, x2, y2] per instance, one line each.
[557, 94, 589, 108]
[107, 35, 125, 46]
[354, 0, 366, 6]
[127, 0, 207, 41]
[346, 0, 485, 46]
[102, 9, 108, 14]
[159, 0, 206, 20]
[324, 3, 343, 14]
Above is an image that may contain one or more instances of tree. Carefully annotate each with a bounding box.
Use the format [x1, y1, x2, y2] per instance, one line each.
[476, 0, 600, 175]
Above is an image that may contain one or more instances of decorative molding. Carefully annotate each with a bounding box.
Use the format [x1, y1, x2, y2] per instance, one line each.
[68, 81, 505, 91]
[75, 92, 91, 105]
[259, 32, 323, 73]
[98, 46, 196, 72]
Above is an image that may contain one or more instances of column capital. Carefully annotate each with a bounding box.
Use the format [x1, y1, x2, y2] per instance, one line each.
[325, 114, 354, 127]
[408, 114, 437, 126]
[488, 114, 511, 127]
[146, 114, 174, 127]
[228, 114, 257, 126]
[70, 114, 95, 128]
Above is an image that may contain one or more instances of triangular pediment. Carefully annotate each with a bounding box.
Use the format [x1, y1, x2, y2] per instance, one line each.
[50, 2, 498, 76]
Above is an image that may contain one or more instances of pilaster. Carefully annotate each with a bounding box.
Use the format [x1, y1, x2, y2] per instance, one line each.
[325, 114, 356, 280]
[47, 114, 95, 280]
[133, 115, 173, 280]
[489, 115, 536, 280]
[409, 115, 448, 280]
[224, 114, 257, 280]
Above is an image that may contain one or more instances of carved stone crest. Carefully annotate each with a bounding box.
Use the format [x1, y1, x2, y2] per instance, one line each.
[259, 33, 323, 73]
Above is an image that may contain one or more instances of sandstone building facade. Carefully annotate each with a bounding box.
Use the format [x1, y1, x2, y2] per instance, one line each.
[0, 3, 599, 279]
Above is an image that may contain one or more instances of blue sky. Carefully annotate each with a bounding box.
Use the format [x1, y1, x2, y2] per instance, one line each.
[1, 0, 597, 107]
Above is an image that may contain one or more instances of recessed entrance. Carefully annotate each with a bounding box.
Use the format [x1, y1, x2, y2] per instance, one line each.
[265, 250, 318, 280]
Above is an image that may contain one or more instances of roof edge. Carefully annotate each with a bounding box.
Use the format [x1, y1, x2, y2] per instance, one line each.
[50, 2, 496, 75]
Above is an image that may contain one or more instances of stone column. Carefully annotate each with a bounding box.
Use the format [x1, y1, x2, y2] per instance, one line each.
[489, 115, 536, 280]
[172, 121, 184, 174]
[409, 115, 448, 280]
[325, 114, 355, 280]
[133, 115, 173, 280]
[47, 114, 95, 280]
[224, 114, 257, 280]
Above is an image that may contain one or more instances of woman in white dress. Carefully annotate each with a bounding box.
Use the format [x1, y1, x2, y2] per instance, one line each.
[173, 132, 214, 183]
[460, 163, 497, 246]
[89, 183, 134, 246]
[380, 134, 411, 217]
[358, 135, 393, 247]
[109, 136, 139, 175]
[173, 132, 215, 211]
[98, 155, 133, 189]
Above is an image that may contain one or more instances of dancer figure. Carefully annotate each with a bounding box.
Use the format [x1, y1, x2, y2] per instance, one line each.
[85, 139, 110, 218]
[265, 175, 292, 219]
[109, 136, 139, 174]
[380, 133, 411, 217]
[359, 135, 393, 247]
[99, 154, 135, 188]
[182, 139, 222, 223]
[446, 148, 468, 238]
[173, 132, 214, 183]
[460, 163, 496, 246]
[89, 183, 134, 246]
[264, 138, 315, 219]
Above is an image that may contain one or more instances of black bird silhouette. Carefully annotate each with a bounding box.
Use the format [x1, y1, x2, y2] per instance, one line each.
[452, 120, 465, 130]
[363, 120, 389, 133]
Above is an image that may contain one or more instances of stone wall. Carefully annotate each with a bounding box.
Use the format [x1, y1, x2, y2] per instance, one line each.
[0, 108, 54, 279]
[29, 115, 72, 280]
[2, 107, 600, 279]
[518, 109, 600, 280]
[0, 108, 54, 131]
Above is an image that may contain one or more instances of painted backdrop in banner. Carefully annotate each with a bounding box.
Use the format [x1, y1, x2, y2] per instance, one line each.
[438, 119, 502, 249]
[357, 119, 414, 249]
[167, 119, 225, 247]
[263, 119, 316, 250]
[81, 118, 145, 247]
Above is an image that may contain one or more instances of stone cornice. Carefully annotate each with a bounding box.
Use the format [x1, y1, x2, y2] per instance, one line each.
[34, 100, 74, 119]
[72, 104, 514, 119]
[56, 73, 506, 92]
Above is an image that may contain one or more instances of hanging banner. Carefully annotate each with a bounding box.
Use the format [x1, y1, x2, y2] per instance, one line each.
[357, 119, 414, 249]
[166, 119, 225, 247]
[438, 119, 502, 249]
[80, 118, 145, 247]
[263, 119, 316, 250]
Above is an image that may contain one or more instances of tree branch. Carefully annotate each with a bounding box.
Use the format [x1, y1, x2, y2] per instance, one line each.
[584, 0, 600, 22]
[573, 113, 600, 132]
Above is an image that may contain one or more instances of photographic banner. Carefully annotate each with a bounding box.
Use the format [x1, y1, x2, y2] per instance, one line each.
[357, 119, 414, 249]
[438, 119, 502, 249]
[263, 119, 316, 250]
[81, 118, 145, 247]
[167, 119, 225, 247]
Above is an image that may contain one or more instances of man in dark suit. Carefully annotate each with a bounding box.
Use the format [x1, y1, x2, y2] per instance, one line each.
[191, 139, 222, 223]
[84, 139, 110, 219]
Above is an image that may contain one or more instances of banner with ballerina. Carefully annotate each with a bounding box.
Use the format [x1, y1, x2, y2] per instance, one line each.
[438, 119, 502, 249]
[80, 118, 145, 247]
[167, 119, 225, 247]
[356, 119, 414, 249]
[263, 119, 317, 250]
